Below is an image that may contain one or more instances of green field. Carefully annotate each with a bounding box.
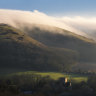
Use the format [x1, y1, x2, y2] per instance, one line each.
[9, 71, 88, 83]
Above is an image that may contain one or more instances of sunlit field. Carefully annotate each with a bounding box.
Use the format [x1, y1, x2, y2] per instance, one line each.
[8, 71, 88, 83]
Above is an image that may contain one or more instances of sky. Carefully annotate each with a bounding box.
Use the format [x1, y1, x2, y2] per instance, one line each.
[0, 0, 96, 16]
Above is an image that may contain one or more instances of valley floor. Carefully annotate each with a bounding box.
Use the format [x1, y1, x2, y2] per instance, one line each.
[0, 71, 96, 96]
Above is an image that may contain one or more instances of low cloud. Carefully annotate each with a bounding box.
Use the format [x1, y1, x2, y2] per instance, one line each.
[0, 9, 96, 40]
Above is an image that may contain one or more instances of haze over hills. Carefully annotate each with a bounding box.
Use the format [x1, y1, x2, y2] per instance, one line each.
[0, 9, 96, 40]
[0, 9, 96, 73]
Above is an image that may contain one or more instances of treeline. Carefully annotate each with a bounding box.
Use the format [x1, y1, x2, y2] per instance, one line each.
[0, 74, 96, 96]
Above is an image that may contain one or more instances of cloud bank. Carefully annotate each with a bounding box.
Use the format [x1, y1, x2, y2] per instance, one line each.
[0, 9, 96, 40]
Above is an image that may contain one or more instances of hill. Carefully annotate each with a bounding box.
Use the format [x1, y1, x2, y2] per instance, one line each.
[0, 24, 78, 73]
[19, 24, 96, 63]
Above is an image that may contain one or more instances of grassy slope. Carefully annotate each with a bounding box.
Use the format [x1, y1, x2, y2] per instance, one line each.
[0, 24, 78, 73]
[20, 24, 96, 63]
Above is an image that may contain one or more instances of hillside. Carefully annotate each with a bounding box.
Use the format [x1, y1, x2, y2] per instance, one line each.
[19, 24, 96, 63]
[0, 24, 77, 73]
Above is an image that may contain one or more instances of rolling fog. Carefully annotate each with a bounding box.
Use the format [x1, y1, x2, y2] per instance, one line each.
[0, 9, 96, 40]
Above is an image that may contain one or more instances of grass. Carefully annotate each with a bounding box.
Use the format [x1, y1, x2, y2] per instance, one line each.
[9, 71, 88, 83]
[71, 77, 88, 83]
